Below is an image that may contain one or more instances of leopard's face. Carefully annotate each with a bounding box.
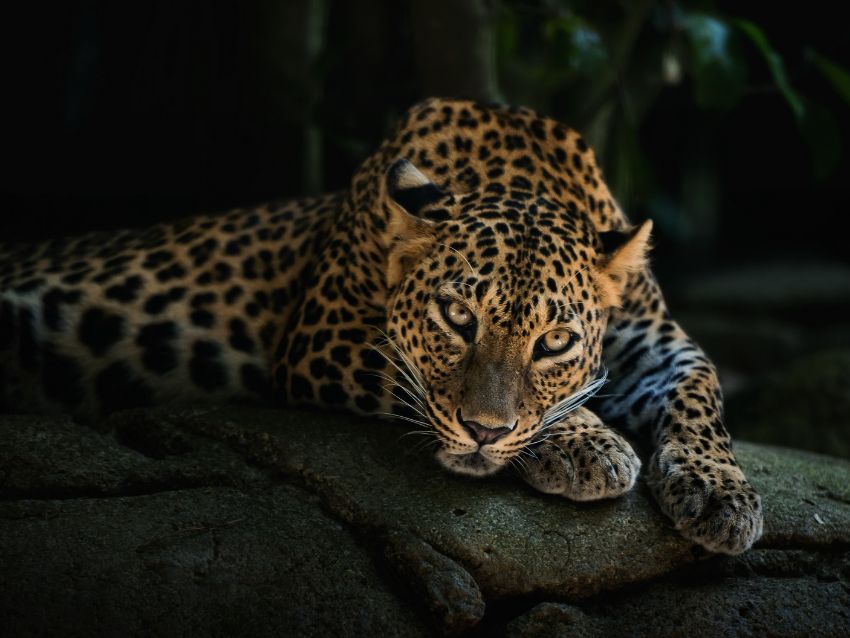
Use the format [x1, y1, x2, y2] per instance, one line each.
[385, 200, 609, 477]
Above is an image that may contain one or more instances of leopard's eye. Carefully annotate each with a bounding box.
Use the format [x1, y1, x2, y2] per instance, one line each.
[444, 301, 473, 327]
[534, 330, 577, 359]
[440, 299, 477, 341]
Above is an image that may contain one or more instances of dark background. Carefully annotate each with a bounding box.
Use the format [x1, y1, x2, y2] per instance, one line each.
[2, 0, 849, 455]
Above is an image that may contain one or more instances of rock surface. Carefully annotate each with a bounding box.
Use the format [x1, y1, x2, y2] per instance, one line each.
[1, 407, 849, 636]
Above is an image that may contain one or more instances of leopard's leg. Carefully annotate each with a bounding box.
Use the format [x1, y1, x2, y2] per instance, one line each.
[519, 406, 641, 502]
[596, 271, 763, 554]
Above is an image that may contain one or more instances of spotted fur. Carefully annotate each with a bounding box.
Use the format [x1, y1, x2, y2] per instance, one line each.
[0, 99, 762, 554]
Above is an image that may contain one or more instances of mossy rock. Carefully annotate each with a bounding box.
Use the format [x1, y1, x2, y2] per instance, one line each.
[1, 407, 849, 636]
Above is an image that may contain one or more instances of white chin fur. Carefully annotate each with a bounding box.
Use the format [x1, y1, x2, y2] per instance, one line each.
[435, 448, 504, 477]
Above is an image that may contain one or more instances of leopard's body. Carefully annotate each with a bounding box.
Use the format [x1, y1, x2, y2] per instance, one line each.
[0, 99, 762, 554]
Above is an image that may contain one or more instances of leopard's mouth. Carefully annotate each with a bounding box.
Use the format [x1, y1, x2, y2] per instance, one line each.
[435, 447, 505, 477]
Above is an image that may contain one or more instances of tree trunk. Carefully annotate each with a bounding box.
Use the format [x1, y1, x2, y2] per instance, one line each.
[410, 0, 502, 103]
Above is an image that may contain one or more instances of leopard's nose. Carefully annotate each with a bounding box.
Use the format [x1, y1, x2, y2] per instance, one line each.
[461, 419, 513, 445]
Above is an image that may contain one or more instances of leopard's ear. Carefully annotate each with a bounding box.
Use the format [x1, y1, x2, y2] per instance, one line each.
[386, 158, 447, 215]
[595, 220, 653, 308]
[381, 159, 440, 288]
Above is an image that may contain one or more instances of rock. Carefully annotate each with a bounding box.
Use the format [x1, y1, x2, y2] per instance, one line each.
[384, 530, 485, 634]
[0, 486, 429, 638]
[727, 349, 850, 459]
[0, 412, 266, 498]
[2, 407, 850, 636]
[507, 562, 850, 638]
[506, 603, 597, 638]
[168, 407, 701, 600]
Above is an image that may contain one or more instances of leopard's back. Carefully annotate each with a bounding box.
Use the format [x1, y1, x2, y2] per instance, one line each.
[0, 193, 340, 416]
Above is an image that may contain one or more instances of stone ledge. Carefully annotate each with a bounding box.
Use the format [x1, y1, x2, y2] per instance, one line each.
[1, 407, 849, 636]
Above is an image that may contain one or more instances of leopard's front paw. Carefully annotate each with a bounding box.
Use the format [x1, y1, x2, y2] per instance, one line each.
[648, 447, 763, 555]
[521, 424, 641, 502]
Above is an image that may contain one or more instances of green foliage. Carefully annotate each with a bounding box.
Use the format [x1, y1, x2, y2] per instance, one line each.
[496, 2, 848, 226]
[684, 13, 746, 109]
[807, 50, 850, 105]
[733, 19, 804, 119]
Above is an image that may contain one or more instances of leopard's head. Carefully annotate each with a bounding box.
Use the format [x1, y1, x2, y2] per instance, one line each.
[380, 159, 652, 476]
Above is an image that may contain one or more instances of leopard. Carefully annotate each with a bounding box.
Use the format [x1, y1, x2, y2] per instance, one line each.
[0, 98, 763, 555]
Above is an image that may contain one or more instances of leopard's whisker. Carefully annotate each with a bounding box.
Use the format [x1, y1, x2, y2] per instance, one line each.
[380, 384, 428, 418]
[398, 429, 436, 440]
[372, 327, 427, 392]
[375, 375, 428, 410]
[510, 454, 531, 474]
[437, 242, 479, 279]
[368, 341, 427, 400]
[542, 369, 609, 427]
[519, 446, 540, 462]
[379, 412, 432, 429]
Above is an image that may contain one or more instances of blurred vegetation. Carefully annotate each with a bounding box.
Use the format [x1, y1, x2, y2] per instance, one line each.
[3, 0, 849, 262]
[489, 1, 850, 243]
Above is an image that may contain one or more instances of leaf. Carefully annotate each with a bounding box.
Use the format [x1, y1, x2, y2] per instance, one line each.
[494, 9, 518, 59]
[541, 16, 608, 76]
[683, 13, 747, 109]
[806, 49, 850, 105]
[798, 98, 842, 180]
[733, 19, 805, 120]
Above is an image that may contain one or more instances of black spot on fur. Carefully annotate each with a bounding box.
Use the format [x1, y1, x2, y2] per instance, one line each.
[42, 346, 83, 406]
[339, 329, 366, 344]
[225, 286, 243, 304]
[312, 329, 333, 352]
[143, 287, 186, 315]
[213, 262, 232, 282]
[95, 361, 154, 413]
[15, 278, 45, 294]
[241, 363, 270, 398]
[190, 309, 215, 328]
[41, 288, 81, 332]
[191, 292, 216, 308]
[355, 394, 380, 411]
[156, 263, 186, 282]
[359, 348, 386, 370]
[142, 250, 174, 269]
[105, 275, 143, 302]
[260, 321, 277, 349]
[228, 318, 255, 354]
[242, 256, 258, 280]
[309, 358, 326, 379]
[288, 334, 310, 366]
[245, 302, 261, 317]
[17, 307, 38, 370]
[136, 322, 179, 374]
[290, 373, 314, 400]
[330, 345, 352, 367]
[353, 369, 381, 395]
[79, 307, 125, 357]
[0, 301, 14, 350]
[188, 238, 218, 267]
[189, 340, 228, 391]
[319, 382, 349, 405]
[302, 299, 324, 326]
